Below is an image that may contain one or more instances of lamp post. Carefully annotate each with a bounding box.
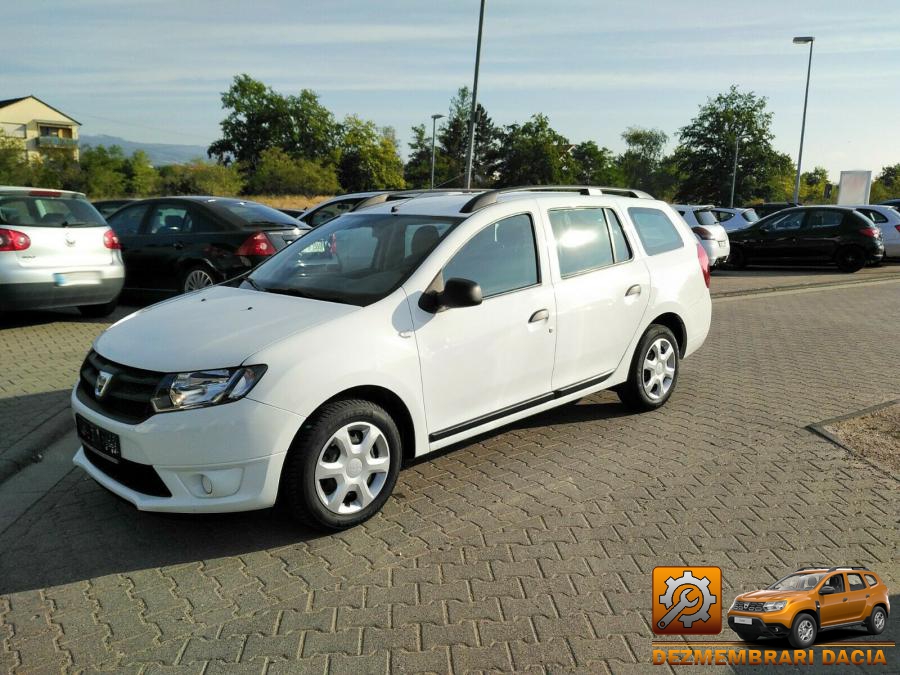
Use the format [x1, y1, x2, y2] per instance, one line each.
[463, 0, 486, 189]
[430, 113, 444, 189]
[730, 134, 749, 208]
[792, 36, 814, 204]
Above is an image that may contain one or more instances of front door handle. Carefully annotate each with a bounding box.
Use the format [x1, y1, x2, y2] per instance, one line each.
[529, 309, 549, 323]
[843, 598, 848, 602]
[173, 241, 184, 250]
[625, 284, 641, 297]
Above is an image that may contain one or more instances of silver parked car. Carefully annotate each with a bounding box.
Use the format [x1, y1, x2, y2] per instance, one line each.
[854, 205, 900, 258]
[0, 187, 124, 316]
[709, 206, 760, 232]
[672, 204, 731, 267]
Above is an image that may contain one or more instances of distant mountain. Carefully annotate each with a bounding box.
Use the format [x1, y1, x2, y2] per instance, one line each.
[79, 134, 209, 166]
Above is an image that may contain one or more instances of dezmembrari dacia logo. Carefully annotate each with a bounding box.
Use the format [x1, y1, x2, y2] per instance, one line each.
[652, 566, 722, 635]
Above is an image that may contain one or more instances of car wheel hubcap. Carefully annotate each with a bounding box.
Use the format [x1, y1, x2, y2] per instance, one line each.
[874, 612, 884, 630]
[314, 422, 390, 515]
[185, 270, 213, 291]
[642, 337, 676, 401]
[799, 620, 813, 643]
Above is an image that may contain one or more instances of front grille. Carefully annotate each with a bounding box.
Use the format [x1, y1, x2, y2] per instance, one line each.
[84, 448, 172, 497]
[733, 601, 764, 612]
[79, 350, 164, 424]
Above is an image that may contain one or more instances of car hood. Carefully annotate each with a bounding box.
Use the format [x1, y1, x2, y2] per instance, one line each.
[94, 286, 357, 372]
[737, 590, 809, 602]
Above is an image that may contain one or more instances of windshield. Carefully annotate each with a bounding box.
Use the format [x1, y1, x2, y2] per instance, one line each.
[741, 209, 759, 222]
[246, 212, 463, 306]
[768, 573, 826, 591]
[211, 200, 302, 228]
[0, 196, 106, 227]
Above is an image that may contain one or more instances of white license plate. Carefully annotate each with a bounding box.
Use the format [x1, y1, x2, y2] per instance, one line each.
[54, 272, 101, 287]
[733, 616, 752, 625]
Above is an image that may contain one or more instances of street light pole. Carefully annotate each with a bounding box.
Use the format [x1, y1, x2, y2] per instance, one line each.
[792, 36, 815, 204]
[730, 134, 744, 209]
[463, 0, 486, 189]
[430, 113, 444, 189]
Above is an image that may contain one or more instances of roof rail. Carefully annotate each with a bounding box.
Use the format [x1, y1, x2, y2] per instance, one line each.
[459, 185, 654, 213]
[352, 188, 483, 212]
[796, 566, 870, 573]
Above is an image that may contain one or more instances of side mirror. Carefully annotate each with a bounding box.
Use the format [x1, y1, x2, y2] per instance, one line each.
[419, 277, 483, 312]
[819, 586, 835, 595]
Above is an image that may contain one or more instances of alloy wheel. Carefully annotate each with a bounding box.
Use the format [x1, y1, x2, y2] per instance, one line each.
[314, 422, 391, 515]
[184, 269, 214, 292]
[641, 337, 676, 401]
[874, 611, 885, 631]
[798, 619, 814, 644]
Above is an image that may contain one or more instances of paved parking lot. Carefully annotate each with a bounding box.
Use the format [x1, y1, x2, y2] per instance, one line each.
[0, 276, 898, 673]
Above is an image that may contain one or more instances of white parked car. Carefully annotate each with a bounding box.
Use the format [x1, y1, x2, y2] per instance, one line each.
[0, 187, 124, 315]
[855, 205, 900, 258]
[709, 207, 760, 232]
[72, 187, 712, 529]
[672, 204, 731, 267]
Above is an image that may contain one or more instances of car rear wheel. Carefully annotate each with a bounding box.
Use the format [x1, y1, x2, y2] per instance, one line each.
[788, 613, 817, 648]
[182, 266, 216, 293]
[866, 606, 887, 635]
[728, 245, 747, 269]
[616, 324, 679, 411]
[282, 399, 402, 531]
[835, 246, 865, 273]
[78, 297, 118, 318]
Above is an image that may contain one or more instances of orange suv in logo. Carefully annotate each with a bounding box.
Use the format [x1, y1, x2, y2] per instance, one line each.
[727, 567, 890, 648]
[652, 566, 722, 635]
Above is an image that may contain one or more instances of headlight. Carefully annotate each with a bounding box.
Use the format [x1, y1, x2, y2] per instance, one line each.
[151, 365, 266, 412]
[763, 601, 786, 612]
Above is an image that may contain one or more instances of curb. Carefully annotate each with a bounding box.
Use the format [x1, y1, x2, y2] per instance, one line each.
[0, 407, 73, 486]
[711, 273, 900, 298]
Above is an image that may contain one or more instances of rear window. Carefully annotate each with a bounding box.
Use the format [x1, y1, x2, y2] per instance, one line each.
[741, 209, 759, 222]
[695, 210, 718, 226]
[0, 196, 106, 228]
[211, 201, 300, 228]
[859, 209, 888, 224]
[628, 207, 684, 256]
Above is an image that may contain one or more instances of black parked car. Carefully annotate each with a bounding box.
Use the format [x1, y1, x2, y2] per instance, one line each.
[880, 198, 900, 208]
[728, 206, 884, 273]
[93, 199, 136, 218]
[106, 196, 310, 294]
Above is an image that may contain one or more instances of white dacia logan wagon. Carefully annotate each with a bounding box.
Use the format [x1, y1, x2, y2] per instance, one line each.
[72, 186, 712, 530]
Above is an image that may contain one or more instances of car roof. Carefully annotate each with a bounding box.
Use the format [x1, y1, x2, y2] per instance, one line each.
[0, 186, 86, 198]
[355, 186, 660, 219]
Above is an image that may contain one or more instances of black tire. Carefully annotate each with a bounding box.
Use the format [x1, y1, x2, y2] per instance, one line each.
[181, 265, 217, 293]
[616, 324, 680, 412]
[788, 613, 817, 649]
[281, 399, 402, 531]
[866, 606, 887, 636]
[835, 246, 866, 273]
[728, 245, 747, 270]
[78, 297, 118, 318]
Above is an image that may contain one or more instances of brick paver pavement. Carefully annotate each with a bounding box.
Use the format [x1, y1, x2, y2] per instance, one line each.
[0, 281, 898, 673]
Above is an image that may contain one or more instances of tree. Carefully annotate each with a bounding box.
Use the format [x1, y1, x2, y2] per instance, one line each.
[124, 150, 160, 196]
[494, 114, 577, 186]
[208, 75, 340, 170]
[337, 116, 405, 192]
[246, 147, 339, 196]
[571, 141, 621, 186]
[799, 166, 833, 204]
[436, 87, 499, 187]
[158, 160, 243, 196]
[871, 163, 900, 201]
[80, 145, 127, 198]
[675, 85, 794, 205]
[618, 127, 668, 191]
[0, 131, 30, 186]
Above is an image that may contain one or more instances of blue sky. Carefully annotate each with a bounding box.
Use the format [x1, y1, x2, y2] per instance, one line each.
[5, 0, 899, 177]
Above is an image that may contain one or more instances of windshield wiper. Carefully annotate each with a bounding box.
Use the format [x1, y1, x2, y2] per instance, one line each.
[241, 276, 265, 292]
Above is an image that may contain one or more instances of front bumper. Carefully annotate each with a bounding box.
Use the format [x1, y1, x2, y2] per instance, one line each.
[727, 613, 791, 639]
[71, 386, 304, 513]
[0, 272, 123, 311]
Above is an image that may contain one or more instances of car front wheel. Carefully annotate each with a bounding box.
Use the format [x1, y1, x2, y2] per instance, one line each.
[616, 324, 680, 411]
[282, 399, 402, 530]
[788, 613, 817, 648]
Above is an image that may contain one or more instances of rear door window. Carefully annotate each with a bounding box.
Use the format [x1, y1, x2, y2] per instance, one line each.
[548, 207, 615, 277]
[628, 207, 684, 256]
[806, 209, 844, 229]
[847, 573, 866, 592]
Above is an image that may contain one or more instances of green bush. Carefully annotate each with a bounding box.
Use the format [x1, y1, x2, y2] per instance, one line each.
[246, 147, 340, 196]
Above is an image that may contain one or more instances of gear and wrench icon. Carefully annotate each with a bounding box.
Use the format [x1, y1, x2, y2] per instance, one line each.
[657, 570, 717, 629]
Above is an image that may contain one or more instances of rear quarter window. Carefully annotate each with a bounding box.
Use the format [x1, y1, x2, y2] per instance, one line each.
[864, 574, 878, 587]
[628, 207, 685, 256]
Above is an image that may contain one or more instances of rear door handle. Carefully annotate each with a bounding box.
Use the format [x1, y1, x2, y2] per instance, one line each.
[173, 242, 184, 250]
[625, 284, 641, 297]
[529, 309, 549, 323]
